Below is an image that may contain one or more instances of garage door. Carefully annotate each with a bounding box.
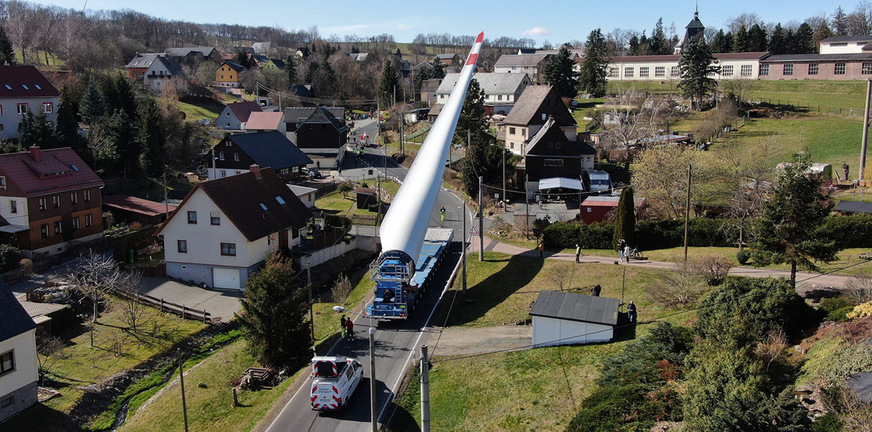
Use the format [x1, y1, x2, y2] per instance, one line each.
[213, 268, 241, 290]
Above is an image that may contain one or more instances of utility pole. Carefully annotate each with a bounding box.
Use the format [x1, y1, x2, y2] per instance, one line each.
[369, 325, 377, 432]
[178, 348, 189, 432]
[420, 345, 431, 432]
[163, 171, 169, 219]
[525, 174, 530, 239]
[861, 79, 871, 182]
[462, 202, 467, 296]
[502, 147, 506, 210]
[307, 261, 314, 344]
[683, 164, 692, 262]
[478, 176, 484, 261]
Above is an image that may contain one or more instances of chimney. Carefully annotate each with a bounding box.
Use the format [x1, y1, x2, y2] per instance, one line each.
[29, 146, 41, 162]
[250, 164, 262, 179]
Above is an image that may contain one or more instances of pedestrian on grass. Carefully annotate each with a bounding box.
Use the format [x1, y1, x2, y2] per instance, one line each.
[627, 301, 637, 323]
[575, 243, 581, 263]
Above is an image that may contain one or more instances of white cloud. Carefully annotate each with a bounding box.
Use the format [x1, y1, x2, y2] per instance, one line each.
[396, 23, 411, 31]
[323, 23, 370, 33]
[521, 26, 551, 36]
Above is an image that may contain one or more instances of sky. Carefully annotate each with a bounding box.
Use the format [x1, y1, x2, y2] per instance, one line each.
[27, 0, 836, 45]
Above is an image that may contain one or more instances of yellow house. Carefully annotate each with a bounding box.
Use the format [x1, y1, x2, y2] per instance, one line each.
[215, 61, 246, 89]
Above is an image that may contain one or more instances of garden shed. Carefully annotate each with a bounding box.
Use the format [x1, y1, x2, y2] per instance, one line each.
[529, 290, 619, 347]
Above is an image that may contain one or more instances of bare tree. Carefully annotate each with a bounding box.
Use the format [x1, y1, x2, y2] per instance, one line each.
[67, 250, 127, 324]
[36, 333, 67, 386]
[119, 271, 147, 334]
[598, 89, 678, 168]
[721, 136, 775, 247]
[330, 273, 353, 303]
[546, 263, 576, 292]
[645, 260, 707, 307]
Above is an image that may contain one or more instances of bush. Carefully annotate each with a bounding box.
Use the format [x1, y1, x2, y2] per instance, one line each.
[819, 297, 854, 322]
[819, 214, 872, 248]
[0, 244, 21, 272]
[736, 249, 750, 265]
[578, 221, 614, 249]
[689, 255, 733, 286]
[542, 221, 579, 249]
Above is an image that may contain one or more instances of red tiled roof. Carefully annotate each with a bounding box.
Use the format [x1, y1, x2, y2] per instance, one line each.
[0, 147, 103, 197]
[228, 101, 262, 123]
[245, 111, 284, 130]
[0, 65, 60, 98]
[103, 194, 176, 217]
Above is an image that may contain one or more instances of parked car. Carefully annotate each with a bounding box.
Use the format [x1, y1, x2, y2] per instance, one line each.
[305, 168, 323, 179]
[198, 118, 211, 126]
[310, 356, 363, 411]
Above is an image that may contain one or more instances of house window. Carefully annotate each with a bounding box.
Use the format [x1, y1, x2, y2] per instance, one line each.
[10, 200, 16, 214]
[740, 65, 752, 77]
[863, 63, 872, 75]
[39, 197, 47, 210]
[759, 64, 769, 76]
[721, 65, 733, 76]
[608, 67, 618, 78]
[670, 66, 680, 77]
[72, 216, 80, 230]
[42, 102, 53, 114]
[86, 214, 93, 227]
[0, 176, 4, 189]
[835, 63, 846, 75]
[654, 66, 665, 77]
[220, 170, 227, 178]
[187, 211, 197, 224]
[54, 221, 62, 235]
[783, 64, 794, 75]
[220, 242, 237, 256]
[543, 159, 565, 167]
[40, 223, 49, 238]
[84, 190, 91, 202]
[509, 127, 516, 135]
[639, 67, 649, 78]
[219, 151, 225, 160]
[52, 195, 60, 208]
[0, 351, 13, 376]
[809, 64, 819, 75]
[624, 67, 634, 78]
[0, 105, 3, 115]
[210, 213, 220, 225]
[233, 153, 240, 161]
[70, 192, 78, 204]
[16, 103, 27, 114]
[225, 112, 230, 117]
[177, 239, 187, 253]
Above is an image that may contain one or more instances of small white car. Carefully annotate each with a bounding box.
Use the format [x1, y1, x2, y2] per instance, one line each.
[310, 356, 363, 411]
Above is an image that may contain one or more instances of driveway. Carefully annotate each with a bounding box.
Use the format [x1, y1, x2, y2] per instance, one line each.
[140, 277, 242, 322]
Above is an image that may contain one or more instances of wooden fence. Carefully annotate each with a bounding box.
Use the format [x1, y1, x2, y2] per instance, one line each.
[116, 288, 212, 323]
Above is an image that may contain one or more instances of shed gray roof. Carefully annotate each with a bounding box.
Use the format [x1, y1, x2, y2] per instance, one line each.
[834, 200, 872, 214]
[0, 281, 36, 341]
[435, 73, 530, 96]
[225, 131, 312, 168]
[529, 290, 619, 326]
[494, 53, 550, 68]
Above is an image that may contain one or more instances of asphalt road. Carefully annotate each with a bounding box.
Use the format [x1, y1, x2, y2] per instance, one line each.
[265, 180, 471, 432]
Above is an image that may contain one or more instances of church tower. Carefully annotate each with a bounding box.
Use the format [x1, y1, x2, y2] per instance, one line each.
[674, 6, 706, 54]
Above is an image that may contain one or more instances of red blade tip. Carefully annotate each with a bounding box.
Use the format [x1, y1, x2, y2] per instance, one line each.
[476, 32, 484, 43]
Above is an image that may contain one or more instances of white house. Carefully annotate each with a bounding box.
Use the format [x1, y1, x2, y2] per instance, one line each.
[156, 166, 310, 290]
[0, 283, 38, 422]
[141, 55, 185, 92]
[820, 36, 872, 54]
[217, 101, 262, 131]
[434, 73, 532, 116]
[529, 290, 619, 347]
[288, 184, 317, 209]
[493, 53, 552, 82]
[607, 51, 768, 82]
[0, 66, 60, 140]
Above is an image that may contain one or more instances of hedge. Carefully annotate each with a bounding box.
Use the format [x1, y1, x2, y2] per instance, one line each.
[819, 214, 872, 249]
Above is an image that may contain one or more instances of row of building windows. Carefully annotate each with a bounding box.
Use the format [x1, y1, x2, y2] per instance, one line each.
[758, 62, 861, 76]
[720, 65, 754, 77]
[176, 239, 236, 256]
[0, 103, 54, 116]
[217, 152, 241, 161]
[37, 191, 91, 211]
[618, 66, 680, 78]
[40, 214, 93, 238]
[187, 210, 221, 225]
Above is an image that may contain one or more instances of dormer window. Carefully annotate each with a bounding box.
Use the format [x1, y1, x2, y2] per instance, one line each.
[275, 196, 286, 205]
[259, 203, 268, 210]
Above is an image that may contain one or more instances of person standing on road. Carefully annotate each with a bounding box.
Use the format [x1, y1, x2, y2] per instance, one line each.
[440, 206, 446, 221]
[618, 238, 626, 261]
[575, 243, 581, 263]
[624, 244, 631, 263]
[340, 315, 347, 339]
[538, 241, 544, 257]
[344, 318, 354, 340]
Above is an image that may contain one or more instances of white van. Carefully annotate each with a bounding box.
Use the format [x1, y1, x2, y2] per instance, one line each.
[310, 356, 364, 411]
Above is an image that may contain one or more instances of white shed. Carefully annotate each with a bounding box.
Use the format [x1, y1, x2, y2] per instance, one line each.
[530, 290, 619, 347]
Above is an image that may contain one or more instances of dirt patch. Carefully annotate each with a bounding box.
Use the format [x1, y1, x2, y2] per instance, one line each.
[430, 325, 532, 357]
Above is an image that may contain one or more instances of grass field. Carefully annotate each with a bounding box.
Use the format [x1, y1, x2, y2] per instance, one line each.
[178, 101, 222, 122]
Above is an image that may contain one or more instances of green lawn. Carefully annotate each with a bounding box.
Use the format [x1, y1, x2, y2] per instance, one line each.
[178, 101, 222, 123]
[119, 339, 301, 432]
[747, 80, 867, 114]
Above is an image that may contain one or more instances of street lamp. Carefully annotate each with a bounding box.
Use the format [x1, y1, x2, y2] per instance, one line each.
[333, 305, 377, 432]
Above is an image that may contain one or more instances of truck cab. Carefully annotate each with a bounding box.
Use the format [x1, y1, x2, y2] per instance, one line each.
[310, 356, 363, 411]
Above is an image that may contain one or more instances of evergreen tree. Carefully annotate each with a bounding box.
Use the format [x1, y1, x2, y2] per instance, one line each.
[791, 23, 815, 54]
[638, 31, 651, 55]
[579, 29, 609, 97]
[769, 23, 787, 54]
[79, 85, 106, 124]
[613, 186, 636, 249]
[286, 55, 297, 85]
[457, 79, 510, 198]
[104, 109, 139, 178]
[378, 60, 400, 108]
[749, 152, 838, 288]
[678, 37, 719, 110]
[748, 24, 768, 52]
[543, 44, 578, 99]
[235, 51, 251, 69]
[0, 25, 14, 65]
[100, 72, 137, 120]
[651, 18, 669, 55]
[732, 25, 749, 52]
[454, 79, 487, 146]
[628, 35, 641, 55]
[710, 30, 732, 53]
[56, 85, 87, 157]
[17, 110, 56, 149]
[237, 253, 312, 367]
[136, 98, 165, 177]
[833, 6, 848, 36]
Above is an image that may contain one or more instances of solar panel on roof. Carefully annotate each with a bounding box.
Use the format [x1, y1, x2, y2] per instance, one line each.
[4, 85, 10, 90]
[22, 85, 28, 90]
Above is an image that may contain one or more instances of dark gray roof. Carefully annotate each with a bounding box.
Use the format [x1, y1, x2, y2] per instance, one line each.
[823, 36, 872, 43]
[165, 47, 216, 58]
[762, 53, 872, 62]
[848, 371, 872, 403]
[126, 53, 165, 69]
[151, 56, 185, 76]
[226, 131, 312, 169]
[834, 200, 872, 214]
[285, 106, 346, 126]
[529, 290, 619, 326]
[435, 73, 531, 96]
[0, 280, 36, 340]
